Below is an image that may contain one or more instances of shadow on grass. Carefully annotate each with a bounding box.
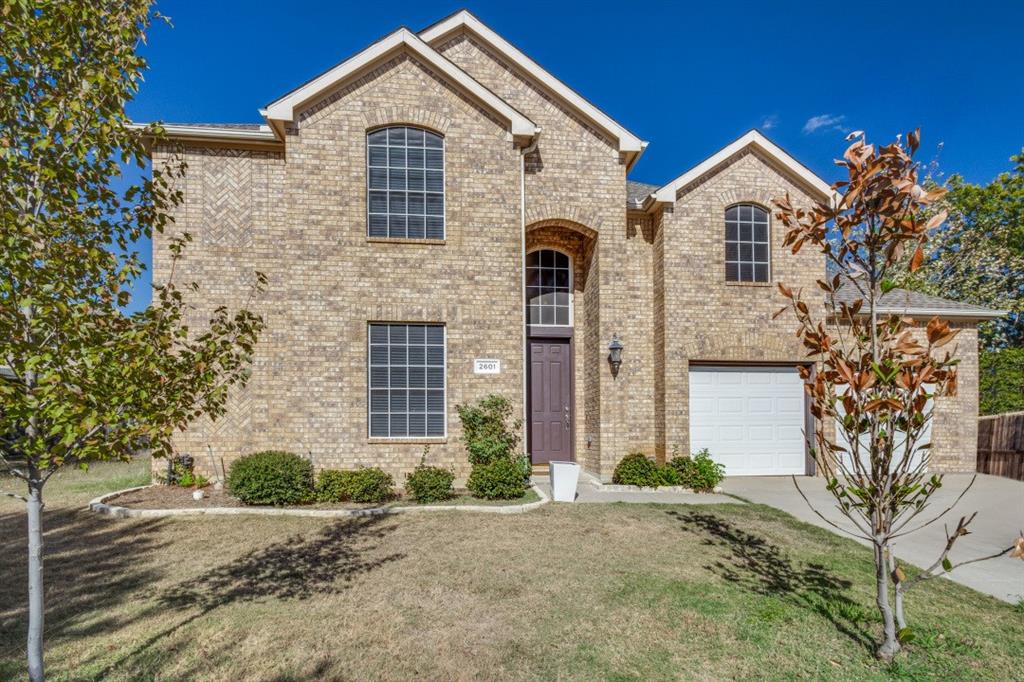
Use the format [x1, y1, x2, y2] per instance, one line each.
[91, 514, 405, 680]
[0, 508, 170, 654]
[667, 509, 876, 650]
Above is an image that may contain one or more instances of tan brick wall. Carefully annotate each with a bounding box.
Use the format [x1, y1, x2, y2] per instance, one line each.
[437, 31, 642, 478]
[655, 149, 826, 472]
[155, 53, 524, 485]
[155, 35, 979, 485]
[929, 323, 980, 472]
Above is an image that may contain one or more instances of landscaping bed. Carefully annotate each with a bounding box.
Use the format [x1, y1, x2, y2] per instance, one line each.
[103, 483, 541, 511]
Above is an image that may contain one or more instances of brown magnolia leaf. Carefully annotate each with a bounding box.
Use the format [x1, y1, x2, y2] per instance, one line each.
[910, 246, 924, 272]
[925, 210, 948, 231]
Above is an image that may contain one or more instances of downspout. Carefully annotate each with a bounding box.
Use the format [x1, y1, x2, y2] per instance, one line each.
[520, 131, 540, 463]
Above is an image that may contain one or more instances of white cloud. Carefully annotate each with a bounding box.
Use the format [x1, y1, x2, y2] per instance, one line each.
[760, 114, 779, 131]
[802, 113, 847, 134]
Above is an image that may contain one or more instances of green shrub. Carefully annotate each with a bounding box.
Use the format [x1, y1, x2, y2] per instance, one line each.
[228, 451, 314, 506]
[612, 452, 661, 487]
[346, 467, 395, 503]
[405, 464, 455, 503]
[980, 348, 1024, 415]
[467, 456, 527, 500]
[457, 395, 521, 465]
[669, 449, 726, 491]
[656, 463, 682, 486]
[315, 469, 357, 503]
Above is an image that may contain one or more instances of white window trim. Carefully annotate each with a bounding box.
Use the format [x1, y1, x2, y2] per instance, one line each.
[366, 322, 448, 440]
[526, 247, 574, 328]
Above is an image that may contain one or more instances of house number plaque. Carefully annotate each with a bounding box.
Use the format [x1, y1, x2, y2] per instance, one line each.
[473, 359, 501, 374]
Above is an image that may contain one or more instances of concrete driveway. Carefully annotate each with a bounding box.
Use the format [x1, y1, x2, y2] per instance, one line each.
[723, 473, 1024, 603]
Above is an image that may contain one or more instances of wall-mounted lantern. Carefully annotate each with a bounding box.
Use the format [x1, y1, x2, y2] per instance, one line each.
[608, 334, 623, 377]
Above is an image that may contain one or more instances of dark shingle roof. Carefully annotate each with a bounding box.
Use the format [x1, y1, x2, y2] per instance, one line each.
[627, 180, 660, 209]
[834, 283, 1005, 319]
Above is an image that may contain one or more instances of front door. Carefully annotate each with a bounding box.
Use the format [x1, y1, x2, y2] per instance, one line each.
[527, 338, 573, 464]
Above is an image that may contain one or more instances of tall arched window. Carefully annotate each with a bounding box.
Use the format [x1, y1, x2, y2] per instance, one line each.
[367, 126, 445, 240]
[725, 203, 770, 282]
[526, 249, 572, 326]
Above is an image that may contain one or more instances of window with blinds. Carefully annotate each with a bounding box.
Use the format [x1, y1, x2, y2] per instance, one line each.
[368, 323, 446, 438]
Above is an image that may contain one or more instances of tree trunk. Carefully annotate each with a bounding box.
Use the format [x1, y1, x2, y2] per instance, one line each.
[26, 480, 45, 682]
[888, 542, 907, 630]
[874, 540, 901, 660]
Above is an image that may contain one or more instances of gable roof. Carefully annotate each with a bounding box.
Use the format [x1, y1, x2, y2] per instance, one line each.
[834, 284, 1006, 320]
[419, 10, 647, 165]
[649, 130, 833, 206]
[262, 27, 537, 142]
[627, 180, 660, 210]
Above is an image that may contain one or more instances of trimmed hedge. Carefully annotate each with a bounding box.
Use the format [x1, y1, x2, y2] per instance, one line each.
[405, 464, 455, 504]
[612, 452, 661, 487]
[316, 467, 395, 504]
[228, 451, 314, 506]
[315, 469, 358, 503]
[467, 456, 527, 500]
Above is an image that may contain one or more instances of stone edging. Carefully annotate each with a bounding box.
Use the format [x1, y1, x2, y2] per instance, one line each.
[88, 483, 550, 519]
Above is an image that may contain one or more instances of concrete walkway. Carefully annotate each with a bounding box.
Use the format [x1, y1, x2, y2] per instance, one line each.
[531, 473, 738, 505]
[723, 474, 1024, 603]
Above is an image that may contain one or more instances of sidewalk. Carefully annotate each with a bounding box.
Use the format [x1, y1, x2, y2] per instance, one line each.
[531, 470, 739, 505]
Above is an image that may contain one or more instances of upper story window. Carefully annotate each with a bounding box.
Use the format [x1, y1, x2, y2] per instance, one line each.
[367, 126, 445, 240]
[526, 249, 572, 326]
[725, 204, 770, 283]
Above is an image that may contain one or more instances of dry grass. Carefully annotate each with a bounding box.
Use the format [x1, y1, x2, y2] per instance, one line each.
[1, 459, 1021, 681]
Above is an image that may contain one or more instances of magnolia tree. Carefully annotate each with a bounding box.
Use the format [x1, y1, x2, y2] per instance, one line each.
[1, 3, 264, 680]
[772, 130, 1024, 660]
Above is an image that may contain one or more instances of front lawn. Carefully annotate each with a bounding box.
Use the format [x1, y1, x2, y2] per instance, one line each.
[1, 460, 1020, 681]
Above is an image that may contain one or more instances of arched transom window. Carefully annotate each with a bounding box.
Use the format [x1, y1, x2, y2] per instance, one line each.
[367, 126, 445, 240]
[526, 249, 572, 326]
[725, 204, 770, 283]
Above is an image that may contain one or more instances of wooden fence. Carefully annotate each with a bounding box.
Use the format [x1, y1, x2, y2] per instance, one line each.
[977, 411, 1024, 481]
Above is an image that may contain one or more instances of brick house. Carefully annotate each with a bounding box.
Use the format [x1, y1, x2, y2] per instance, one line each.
[142, 10, 1001, 483]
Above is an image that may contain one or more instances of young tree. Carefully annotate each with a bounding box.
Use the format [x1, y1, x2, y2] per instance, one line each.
[0, 3, 265, 680]
[772, 130, 1024, 660]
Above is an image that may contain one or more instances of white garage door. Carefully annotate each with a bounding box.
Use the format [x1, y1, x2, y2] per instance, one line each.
[689, 365, 807, 476]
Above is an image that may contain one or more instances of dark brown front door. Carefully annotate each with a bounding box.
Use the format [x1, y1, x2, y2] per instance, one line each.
[528, 338, 573, 464]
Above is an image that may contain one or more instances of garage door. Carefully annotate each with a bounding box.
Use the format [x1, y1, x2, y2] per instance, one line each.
[689, 365, 807, 476]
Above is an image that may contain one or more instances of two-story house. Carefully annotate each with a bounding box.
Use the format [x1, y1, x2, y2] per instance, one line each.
[142, 10, 1000, 483]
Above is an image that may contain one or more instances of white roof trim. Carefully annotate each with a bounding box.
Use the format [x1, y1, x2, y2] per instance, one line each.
[419, 10, 645, 155]
[264, 28, 537, 139]
[651, 130, 833, 204]
[128, 123, 279, 142]
[873, 306, 1008, 321]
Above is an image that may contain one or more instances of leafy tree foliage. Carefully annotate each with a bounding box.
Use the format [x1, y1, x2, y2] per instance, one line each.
[980, 348, 1024, 415]
[895, 152, 1024, 350]
[774, 130, 1022, 660]
[1, 2, 264, 679]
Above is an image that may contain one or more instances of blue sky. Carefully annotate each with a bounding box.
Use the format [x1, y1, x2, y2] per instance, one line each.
[123, 1, 1024, 311]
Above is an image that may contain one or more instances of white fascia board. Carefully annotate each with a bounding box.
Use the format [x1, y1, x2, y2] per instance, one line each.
[128, 123, 278, 142]
[264, 28, 536, 139]
[652, 130, 833, 204]
[419, 10, 646, 155]
[874, 307, 1008, 321]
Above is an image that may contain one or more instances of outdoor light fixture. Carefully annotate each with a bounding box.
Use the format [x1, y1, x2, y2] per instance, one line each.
[608, 334, 623, 377]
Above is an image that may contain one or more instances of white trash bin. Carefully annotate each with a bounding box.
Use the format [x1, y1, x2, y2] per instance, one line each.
[549, 461, 580, 502]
